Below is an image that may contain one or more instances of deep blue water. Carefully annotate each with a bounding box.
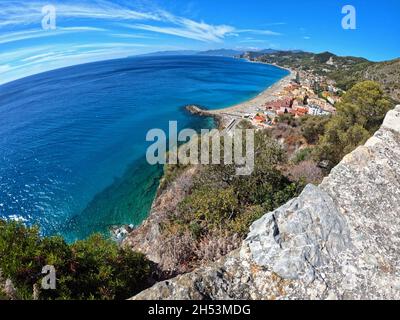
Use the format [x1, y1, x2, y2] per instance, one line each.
[0, 55, 288, 241]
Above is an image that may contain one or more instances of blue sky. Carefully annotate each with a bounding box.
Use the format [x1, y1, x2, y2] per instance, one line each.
[0, 0, 399, 85]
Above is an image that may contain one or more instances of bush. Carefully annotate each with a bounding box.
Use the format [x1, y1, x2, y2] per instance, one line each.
[156, 127, 306, 272]
[277, 114, 299, 127]
[285, 160, 324, 185]
[300, 115, 331, 144]
[228, 205, 264, 235]
[292, 147, 313, 164]
[178, 187, 239, 233]
[0, 220, 152, 300]
[166, 130, 304, 239]
[314, 81, 392, 170]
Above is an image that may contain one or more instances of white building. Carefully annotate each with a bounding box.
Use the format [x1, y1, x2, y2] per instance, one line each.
[308, 105, 331, 116]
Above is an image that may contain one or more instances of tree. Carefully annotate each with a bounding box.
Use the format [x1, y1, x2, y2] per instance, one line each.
[339, 124, 371, 156]
[336, 81, 392, 133]
[314, 81, 392, 169]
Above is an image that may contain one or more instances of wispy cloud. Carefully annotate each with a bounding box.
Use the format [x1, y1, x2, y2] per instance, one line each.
[127, 22, 235, 43]
[0, 45, 146, 84]
[0, 64, 12, 74]
[0, 0, 286, 84]
[116, 8, 236, 43]
[0, 0, 161, 27]
[75, 43, 150, 49]
[1, 1, 237, 44]
[237, 29, 282, 36]
[0, 27, 106, 45]
[60, 26, 107, 32]
[0, 45, 54, 61]
[110, 33, 155, 39]
[21, 52, 57, 62]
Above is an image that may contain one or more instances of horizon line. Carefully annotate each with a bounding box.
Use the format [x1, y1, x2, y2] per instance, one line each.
[0, 47, 398, 87]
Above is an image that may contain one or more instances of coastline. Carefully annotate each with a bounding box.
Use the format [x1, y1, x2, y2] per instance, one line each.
[186, 65, 295, 128]
[120, 62, 294, 241]
[123, 63, 297, 265]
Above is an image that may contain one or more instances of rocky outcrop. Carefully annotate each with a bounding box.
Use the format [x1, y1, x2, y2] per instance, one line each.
[185, 104, 228, 128]
[132, 105, 400, 300]
[185, 105, 212, 116]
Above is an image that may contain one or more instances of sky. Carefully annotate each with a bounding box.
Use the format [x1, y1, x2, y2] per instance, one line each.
[0, 0, 399, 85]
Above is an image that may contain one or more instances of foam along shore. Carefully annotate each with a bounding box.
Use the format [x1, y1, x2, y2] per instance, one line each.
[187, 68, 295, 128]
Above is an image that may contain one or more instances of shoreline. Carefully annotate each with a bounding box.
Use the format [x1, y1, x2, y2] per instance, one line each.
[186, 65, 295, 128]
[120, 62, 295, 241]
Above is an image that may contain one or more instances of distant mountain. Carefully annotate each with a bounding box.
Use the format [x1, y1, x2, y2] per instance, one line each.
[243, 49, 400, 102]
[139, 50, 199, 57]
[197, 49, 244, 57]
[241, 49, 301, 60]
[138, 49, 399, 102]
[140, 49, 244, 58]
[259, 49, 280, 54]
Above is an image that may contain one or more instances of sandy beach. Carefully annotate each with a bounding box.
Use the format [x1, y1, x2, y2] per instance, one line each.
[187, 66, 295, 128]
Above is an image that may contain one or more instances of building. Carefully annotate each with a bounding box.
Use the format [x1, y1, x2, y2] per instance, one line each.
[308, 105, 331, 116]
[253, 114, 267, 124]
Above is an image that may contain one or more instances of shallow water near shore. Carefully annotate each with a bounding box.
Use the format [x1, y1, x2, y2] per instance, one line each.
[0, 55, 288, 241]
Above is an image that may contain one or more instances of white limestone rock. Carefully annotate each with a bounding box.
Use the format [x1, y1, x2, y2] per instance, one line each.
[132, 105, 400, 300]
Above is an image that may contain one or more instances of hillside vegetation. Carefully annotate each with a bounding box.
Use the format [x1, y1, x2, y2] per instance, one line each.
[1, 51, 396, 299]
[312, 81, 392, 169]
[244, 50, 400, 102]
[129, 80, 394, 276]
[155, 127, 307, 273]
[363, 59, 400, 103]
[0, 220, 153, 300]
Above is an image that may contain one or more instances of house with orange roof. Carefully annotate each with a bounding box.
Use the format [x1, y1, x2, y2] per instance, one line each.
[253, 114, 266, 123]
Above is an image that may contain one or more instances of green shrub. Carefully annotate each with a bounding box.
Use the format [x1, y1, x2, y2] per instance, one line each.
[159, 162, 189, 191]
[277, 114, 299, 127]
[0, 220, 152, 300]
[292, 147, 313, 164]
[178, 187, 239, 232]
[314, 81, 392, 170]
[300, 115, 331, 144]
[228, 205, 264, 236]
[166, 129, 304, 240]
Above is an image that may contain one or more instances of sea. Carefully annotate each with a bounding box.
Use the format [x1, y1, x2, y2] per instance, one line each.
[0, 55, 289, 241]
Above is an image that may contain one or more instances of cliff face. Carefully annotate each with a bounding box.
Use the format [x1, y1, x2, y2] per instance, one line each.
[132, 105, 400, 300]
[123, 166, 199, 270]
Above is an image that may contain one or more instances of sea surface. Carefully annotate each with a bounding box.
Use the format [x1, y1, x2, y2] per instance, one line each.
[0, 55, 288, 241]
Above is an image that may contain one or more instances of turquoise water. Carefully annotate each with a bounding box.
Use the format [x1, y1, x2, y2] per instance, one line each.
[0, 55, 288, 241]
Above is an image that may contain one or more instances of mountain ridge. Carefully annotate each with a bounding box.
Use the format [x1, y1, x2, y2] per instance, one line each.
[240, 50, 400, 101]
